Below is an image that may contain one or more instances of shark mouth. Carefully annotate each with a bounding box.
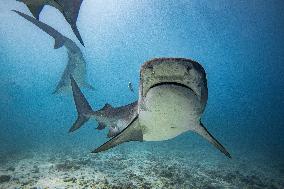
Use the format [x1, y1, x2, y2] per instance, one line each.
[148, 82, 198, 96]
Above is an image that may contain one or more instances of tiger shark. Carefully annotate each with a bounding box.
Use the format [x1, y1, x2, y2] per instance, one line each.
[69, 58, 231, 158]
[16, 0, 85, 46]
[13, 10, 93, 94]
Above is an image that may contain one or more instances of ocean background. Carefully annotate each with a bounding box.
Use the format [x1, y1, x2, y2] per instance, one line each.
[0, 0, 283, 188]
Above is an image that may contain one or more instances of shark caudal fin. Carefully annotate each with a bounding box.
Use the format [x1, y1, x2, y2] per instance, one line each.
[60, 0, 85, 46]
[69, 75, 93, 132]
[92, 116, 142, 153]
[54, 37, 65, 49]
[194, 122, 231, 158]
[71, 24, 84, 46]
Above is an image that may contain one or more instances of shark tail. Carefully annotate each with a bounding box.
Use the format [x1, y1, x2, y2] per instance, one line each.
[69, 75, 94, 132]
[194, 122, 231, 158]
[71, 23, 84, 47]
[59, 0, 84, 46]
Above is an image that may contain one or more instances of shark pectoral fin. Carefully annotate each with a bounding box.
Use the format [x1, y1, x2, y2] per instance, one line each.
[193, 122, 231, 158]
[102, 103, 113, 111]
[83, 83, 95, 91]
[27, 4, 44, 20]
[96, 122, 106, 130]
[69, 75, 94, 132]
[52, 81, 64, 94]
[92, 116, 143, 153]
[54, 37, 65, 49]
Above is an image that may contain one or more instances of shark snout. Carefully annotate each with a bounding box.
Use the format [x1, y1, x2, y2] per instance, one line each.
[140, 58, 207, 101]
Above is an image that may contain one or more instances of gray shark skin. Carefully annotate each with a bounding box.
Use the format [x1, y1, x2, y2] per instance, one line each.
[69, 75, 138, 137]
[13, 10, 92, 94]
[70, 58, 231, 158]
[16, 0, 85, 46]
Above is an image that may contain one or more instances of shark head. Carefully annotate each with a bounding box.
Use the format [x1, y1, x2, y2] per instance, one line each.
[140, 58, 208, 108]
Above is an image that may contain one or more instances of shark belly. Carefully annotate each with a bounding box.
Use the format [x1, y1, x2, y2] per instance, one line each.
[68, 54, 86, 86]
[73, 63, 85, 85]
[139, 84, 201, 141]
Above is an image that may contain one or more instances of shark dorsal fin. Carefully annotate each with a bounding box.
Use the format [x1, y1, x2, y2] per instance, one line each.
[102, 103, 113, 111]
[27, 4, 44, 20]
[92, 116, 142, 153]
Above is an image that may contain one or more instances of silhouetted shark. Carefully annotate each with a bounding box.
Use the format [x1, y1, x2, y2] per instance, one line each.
[16, 0, 85, 46]
[69, 58, 231, 158]
[13, 10, 93, 94]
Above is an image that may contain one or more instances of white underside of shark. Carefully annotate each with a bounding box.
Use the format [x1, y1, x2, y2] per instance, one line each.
[140, 84, 201, 141]
[69, 58, 231, 158]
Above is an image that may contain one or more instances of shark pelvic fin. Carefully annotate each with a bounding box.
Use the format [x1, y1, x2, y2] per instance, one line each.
[193, 122, 231, 158]
[96, 122, 106, 130]
[107, 126, 120, 138]
[92, 116, 143, 153]
[27, 4, 44, 20]
[83, 83, 95, 91]
[69, 75, 93, 132]
[54, 37, 65, 49]
[102, 103, 113, 111]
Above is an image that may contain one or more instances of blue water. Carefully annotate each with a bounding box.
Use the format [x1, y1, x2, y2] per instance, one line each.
[0, 0, 283, 188]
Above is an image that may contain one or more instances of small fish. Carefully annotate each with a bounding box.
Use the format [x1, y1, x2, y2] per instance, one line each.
[69, 58, 231, 158]
[128, 82, 134, 92]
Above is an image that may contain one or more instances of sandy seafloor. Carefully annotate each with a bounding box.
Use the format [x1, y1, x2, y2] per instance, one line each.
[1, 1, 284, 188]
[0, 142, 283, 189]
